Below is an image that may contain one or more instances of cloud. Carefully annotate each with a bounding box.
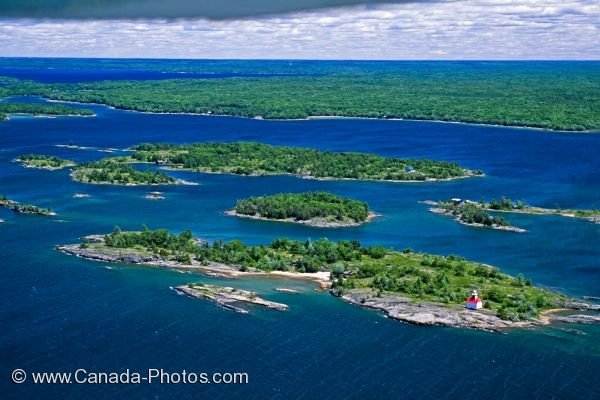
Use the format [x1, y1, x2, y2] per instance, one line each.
[0, 0, 429, 20]
[0, 1, 598, 59]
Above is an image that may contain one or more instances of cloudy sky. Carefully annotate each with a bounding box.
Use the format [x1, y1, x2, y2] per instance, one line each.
[0, 0, 598, 59]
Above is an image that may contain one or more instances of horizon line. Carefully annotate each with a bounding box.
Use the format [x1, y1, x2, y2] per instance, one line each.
[1, 56, 599, 62]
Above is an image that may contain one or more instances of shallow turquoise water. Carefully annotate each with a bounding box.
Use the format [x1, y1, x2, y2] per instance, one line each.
[1, 96, 599, 399]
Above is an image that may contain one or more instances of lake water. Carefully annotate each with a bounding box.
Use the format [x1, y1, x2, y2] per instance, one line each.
[1, 66, 599, 399]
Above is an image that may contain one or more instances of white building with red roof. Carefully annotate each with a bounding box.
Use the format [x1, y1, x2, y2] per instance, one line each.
[465, 290, 483, 310]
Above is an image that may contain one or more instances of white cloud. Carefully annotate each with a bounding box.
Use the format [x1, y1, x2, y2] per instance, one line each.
[0, 0, 598, 59]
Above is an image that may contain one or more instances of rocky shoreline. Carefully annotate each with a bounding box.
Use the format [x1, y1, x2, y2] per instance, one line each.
[174, 284, 288, 313]
[225, 209, 378, 228]
[426, 198, 600, 225]
[57, 235, 598, 331]
[0, 198, 56, 216]
[69, 170, 196, 186]
[160, 165, 481, 183]
[274, 288, 302, 294]
[428, 207, 526, 233]
[145, 191, 165, 200]
[336, 289, 531, 331]
[484, 205, 600, 224]
[299, 170, 483, 183]
[335, 289, 599, 332]
[15, 157, 76, 170]
[56, 239, 331, 288]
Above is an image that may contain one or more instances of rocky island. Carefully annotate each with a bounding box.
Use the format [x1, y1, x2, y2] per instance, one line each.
[425, 199, 526, 232]
[16, 154, 76, 170]
[274, 288, 302, 294]
[71, 159, 179, 185]
[227, 192, 375, 227]
[55, 227, 598, 331]
[175, 283, 288, 313]
[482, 197, 600, 224]
[0, 195, 55, 216]
[128, 142, 482, 182]
[330, 249, 600, 331]
[145, 191, 165, 200]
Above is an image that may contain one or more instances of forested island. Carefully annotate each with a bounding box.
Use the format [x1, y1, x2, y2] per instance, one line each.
[0, 195, 55, 216]
[483, 197, 600, 224]
[55, 227, 600, 331]
[16, 154, 76, 170]
[71, 159, 178, 185]
[1, 61, 599, 130]
[129, 142, 479, 181]
[426, 199, 525, 233]
[429, 198, 600, 227]
[0, 102, 93, 120]
[228, 192, 373, 227]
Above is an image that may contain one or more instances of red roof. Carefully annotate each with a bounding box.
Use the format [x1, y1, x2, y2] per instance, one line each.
[466, 296, 482, 303]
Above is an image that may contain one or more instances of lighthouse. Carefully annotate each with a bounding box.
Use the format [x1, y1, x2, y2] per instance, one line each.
[466, 290, 483, 310]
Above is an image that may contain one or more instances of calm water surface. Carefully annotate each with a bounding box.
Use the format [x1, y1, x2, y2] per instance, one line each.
[1, 95, 599, 399]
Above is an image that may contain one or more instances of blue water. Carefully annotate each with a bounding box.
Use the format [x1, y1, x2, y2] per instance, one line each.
[0, 68, 318, 83]
[2, 58, 597, 82]
[0, 57, 328, 82]
[1, 96, 599, 397]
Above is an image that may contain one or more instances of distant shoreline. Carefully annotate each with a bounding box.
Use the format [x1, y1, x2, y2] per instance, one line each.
[37, 97, 600, 133]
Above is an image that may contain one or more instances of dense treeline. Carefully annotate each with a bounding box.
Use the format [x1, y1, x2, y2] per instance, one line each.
[72, 159, 176, 185]
[130, 142, 474, 180]
[97, 228, 564, 321]
[234, 192, 369, 223]
[102, 227, 382, 272]
[17, 154, 75, 169]
[2, 61, 599, 130]
[487, 197, 526, 211]
[334, 252, 556, 322]
[0, 102, 93, 120]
